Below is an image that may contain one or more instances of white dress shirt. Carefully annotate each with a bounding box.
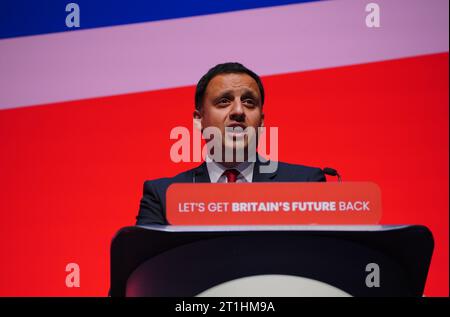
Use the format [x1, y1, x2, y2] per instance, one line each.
[205, 156, 255, 183]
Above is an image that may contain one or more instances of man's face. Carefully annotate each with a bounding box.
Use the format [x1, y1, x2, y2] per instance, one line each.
[194, 73, 264, 161]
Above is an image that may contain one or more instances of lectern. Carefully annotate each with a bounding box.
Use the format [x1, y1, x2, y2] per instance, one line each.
[110, 225, 433, 297]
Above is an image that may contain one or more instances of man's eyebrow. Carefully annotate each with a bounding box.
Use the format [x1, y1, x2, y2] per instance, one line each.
[215, 90, 234, 97]
[240, 90, 259, 99]
[213, 90, 235, 101]
[215, 88, 259, 98]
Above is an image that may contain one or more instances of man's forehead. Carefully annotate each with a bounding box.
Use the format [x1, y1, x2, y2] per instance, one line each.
[206, 73, 260, 96]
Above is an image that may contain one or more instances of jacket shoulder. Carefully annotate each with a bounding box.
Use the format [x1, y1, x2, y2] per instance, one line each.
[137, 168, 197, 225]
[275, 161, 326, 182]
[143, 167, 195, 190]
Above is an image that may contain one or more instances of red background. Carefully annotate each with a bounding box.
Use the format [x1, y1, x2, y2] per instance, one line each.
[0, 53, 448, 296]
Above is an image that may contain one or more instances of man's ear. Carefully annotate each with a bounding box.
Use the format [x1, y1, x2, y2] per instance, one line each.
[193, 109, 202, 131]
[260, 112, 265, 127]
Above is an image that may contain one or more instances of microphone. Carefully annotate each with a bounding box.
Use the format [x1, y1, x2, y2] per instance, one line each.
[322, 167, 342, 182]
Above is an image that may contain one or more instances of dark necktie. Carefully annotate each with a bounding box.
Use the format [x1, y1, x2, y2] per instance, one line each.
[223, 169, 240, 183]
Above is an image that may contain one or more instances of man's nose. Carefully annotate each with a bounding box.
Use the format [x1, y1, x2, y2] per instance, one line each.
[229, 100, 245, 121]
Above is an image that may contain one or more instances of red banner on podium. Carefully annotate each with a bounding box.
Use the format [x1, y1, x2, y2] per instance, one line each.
[166, 182, 382, 225]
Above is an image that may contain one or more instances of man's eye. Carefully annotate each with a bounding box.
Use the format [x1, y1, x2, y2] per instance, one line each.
[243, 99, 256, 106]
[218, 99, 230, 105]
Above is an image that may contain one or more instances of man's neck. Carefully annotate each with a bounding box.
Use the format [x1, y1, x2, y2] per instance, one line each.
[216, 161, 241, 169]
[207, 154, 257, 169]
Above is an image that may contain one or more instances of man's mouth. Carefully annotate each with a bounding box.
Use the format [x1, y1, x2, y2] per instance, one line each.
[225, 124, 247, 137]
[226, 123, 247, 130]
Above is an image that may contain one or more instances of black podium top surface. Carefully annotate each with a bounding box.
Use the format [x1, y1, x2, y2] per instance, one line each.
[110, 225, 433, 297]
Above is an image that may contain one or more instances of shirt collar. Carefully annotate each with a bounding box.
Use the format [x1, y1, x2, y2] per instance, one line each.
[205, 156, 254, 183]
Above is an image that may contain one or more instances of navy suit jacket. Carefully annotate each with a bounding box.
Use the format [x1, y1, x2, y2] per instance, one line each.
[136, 160, 326, 225]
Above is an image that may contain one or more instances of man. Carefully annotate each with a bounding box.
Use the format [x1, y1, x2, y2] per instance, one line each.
[136, 62, 325, 225]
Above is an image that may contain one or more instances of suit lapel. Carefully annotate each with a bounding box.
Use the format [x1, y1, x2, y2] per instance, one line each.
[192, 162, 211, 183]
[252, 156, 277, 182]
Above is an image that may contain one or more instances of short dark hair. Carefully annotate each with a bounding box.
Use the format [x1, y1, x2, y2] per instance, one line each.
[195, 62, 265, 111]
